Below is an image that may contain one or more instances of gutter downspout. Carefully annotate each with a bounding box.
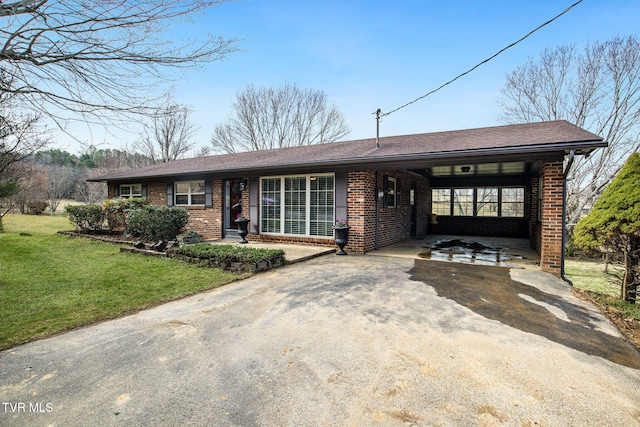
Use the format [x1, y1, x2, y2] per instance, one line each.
[561, 149, 575, 286]
[375, 170, 379, 250]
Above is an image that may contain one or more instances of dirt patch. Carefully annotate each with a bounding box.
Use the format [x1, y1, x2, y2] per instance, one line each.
[573, 288, 640, 353]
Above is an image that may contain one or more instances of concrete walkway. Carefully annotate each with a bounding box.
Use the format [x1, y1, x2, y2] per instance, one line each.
[1, 251, 640, 426]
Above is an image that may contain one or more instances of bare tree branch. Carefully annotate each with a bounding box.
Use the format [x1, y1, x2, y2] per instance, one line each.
[133, 103, 197, 163]
[0, 0, 238, 125]
[211, 83, 351, 153]
[499, 35, 640, 227]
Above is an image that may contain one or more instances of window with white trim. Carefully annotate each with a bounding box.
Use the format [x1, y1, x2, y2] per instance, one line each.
[260, 174, 334, 237]
[175, 180, 205, 206]
[120, 184, 142, 198]
[385, 176, 397, 208]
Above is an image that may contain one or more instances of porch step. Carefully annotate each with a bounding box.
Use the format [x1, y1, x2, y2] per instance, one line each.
[224, 229, 241, 240]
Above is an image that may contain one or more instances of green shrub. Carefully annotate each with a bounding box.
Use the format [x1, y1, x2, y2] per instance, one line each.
[103, 197, 149, 231]
[65, 204, 105, 232]
[169, 243, 285, 265]
[125, 205, 189, 241]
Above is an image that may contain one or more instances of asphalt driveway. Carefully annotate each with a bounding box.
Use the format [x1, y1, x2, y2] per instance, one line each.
[1, 254, 640, 426]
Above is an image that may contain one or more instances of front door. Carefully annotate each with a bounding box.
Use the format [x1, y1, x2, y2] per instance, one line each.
[224, 179, 244, 234]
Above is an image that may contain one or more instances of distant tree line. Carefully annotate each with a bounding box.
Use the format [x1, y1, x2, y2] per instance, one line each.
[1, 147, 152, 218]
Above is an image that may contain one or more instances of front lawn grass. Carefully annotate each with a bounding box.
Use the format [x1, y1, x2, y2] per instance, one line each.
[0, 214, 243, 350]
[565, 257, 640, 321]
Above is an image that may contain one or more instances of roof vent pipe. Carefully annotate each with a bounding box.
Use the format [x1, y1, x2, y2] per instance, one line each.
[375, 108, 381, 149]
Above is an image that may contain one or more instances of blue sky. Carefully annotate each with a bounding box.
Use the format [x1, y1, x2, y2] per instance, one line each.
[57, 0, 640, 154]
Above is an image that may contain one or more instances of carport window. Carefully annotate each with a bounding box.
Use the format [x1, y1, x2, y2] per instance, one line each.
[432, 187, 524, 218]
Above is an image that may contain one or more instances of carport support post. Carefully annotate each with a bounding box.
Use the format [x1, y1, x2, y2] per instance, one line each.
[539, 161, 565, 274]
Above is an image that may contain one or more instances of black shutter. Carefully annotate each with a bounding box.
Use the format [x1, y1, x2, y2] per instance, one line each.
[141, 183, 147, 199]
[205, 179, 212, 208]
[166, 182, 174, 206]
[396, 178, 401, 208]
[113, 184, 119, 197]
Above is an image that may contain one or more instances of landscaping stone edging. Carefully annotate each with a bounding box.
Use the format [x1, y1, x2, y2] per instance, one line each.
[59, 230, 286, 273]
[166, 253, 284, 273]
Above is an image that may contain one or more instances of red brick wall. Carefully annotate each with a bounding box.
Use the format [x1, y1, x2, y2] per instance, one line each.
[345, 170, 429, 253]
[184, 179, 223, 240]
[539, 161, 564, 274]
[146, 182, 166, 205]
[108, 171, 431, 250]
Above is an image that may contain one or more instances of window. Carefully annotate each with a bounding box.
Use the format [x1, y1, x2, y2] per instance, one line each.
[431, 186, 525, 218]
[261, 178, 281, 233]
[476, 188, 498, 217]
[175, 180, 205, 206]
[431, 189, 451, 216]
[120, 184, 142, 198]
[310, 175, 334, 237]
[453, 188, 474, 216]
[260, 174, 334, 237]
[385, 176, 397, 208]
[284, 177, 306, 235]
[501, 187, 525, 217]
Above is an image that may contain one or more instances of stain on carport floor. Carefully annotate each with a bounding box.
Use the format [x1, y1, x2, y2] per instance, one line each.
[409, 259, 640, 369]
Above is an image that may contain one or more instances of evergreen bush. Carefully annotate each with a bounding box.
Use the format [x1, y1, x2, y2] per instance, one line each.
[65, 204, 105, 232]
[125, 205, 189, 241]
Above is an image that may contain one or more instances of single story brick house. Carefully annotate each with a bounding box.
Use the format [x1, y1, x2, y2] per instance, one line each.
[92, 120, 605, 275]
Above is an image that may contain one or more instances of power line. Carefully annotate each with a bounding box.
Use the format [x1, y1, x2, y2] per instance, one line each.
[377, 0, 584, 118]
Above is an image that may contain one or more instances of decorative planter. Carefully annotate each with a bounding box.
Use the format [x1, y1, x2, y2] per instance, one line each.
[235, 219, 250, 244]
[333, 226, 350, 255]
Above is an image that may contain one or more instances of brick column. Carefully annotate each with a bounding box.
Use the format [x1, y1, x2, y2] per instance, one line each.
[539, 161, 564, 274]
[346, 171, 376, 253]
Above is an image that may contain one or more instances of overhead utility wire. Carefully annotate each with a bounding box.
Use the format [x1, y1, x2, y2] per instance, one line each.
[378, 0, 584, 118]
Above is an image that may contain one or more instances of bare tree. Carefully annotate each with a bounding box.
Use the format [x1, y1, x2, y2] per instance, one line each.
[0, 0, 237, 125]
[0, 93, 49, 230]
[9, 162, 47, 213]
[75, 168, 108, 204]
[133, 103, 197, 163]
[499, 35, 640, 228]
[210, 83, 351, 153]
[45, 164, 76, 214]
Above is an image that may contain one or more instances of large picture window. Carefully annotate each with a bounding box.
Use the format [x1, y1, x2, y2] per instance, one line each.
[261, 174, 334, 237]
[432, 186, 525, 218]
[175, 180, 205, 206]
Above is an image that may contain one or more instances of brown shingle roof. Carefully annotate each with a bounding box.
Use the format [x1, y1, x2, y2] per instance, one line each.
[92, 120, 604, 181]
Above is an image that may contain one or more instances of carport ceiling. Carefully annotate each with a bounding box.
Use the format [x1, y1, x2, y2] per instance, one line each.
[430, 162, 526, 177]
[424, 161, 538, 178]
